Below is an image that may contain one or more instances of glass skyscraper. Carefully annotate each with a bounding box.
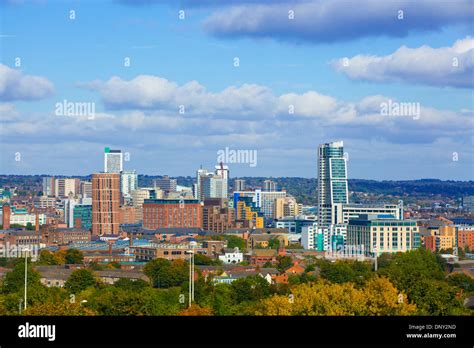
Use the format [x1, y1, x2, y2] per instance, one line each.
[317, 141, 348, 227]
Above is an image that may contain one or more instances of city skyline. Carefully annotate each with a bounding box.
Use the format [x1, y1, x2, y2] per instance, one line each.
[1, 0, 473, 180]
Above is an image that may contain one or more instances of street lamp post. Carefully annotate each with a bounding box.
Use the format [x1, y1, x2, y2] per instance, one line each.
[187, 241, 197, 307]
[373, 246, 378, 272]
[24, 247, 29, 311]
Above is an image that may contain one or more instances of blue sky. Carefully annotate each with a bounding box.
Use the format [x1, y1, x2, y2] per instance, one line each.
[1, 0, 473, 180]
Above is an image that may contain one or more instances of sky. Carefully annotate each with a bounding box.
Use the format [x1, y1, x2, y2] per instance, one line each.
[0, 0, 473, 180]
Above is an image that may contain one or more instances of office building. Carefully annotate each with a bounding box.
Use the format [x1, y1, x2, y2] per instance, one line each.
[92, 173, 120, 235]
[104, 147, 123, 173]
[263, 179, 277, 192]
[201, 175, 227, 200]
[233, 179, 245, 192]
[202, 198, 235, 233]
[142, 199, 202, 229]
[273, 197, 300, 219]
[42, 177, 55, 196]
[419, 218, 457, 252]
[235, 196, 264, 228]
[2, 204, 10, 229]
[317, 141, 348, 227]
[73, 204, 93, 230]
[8, 210, 46, 227]
[121, 170, 138, 197]
[457, 226, 474, 251]
[154, 175, 177, 193]
[347, 215, 420, 256]
[332, 202, 403, 225]
[55, 178, 80, 198]
[33, 196, 57, 209]
[80, 181, 92, 198]
[64, 198, 79, 228]
[302, 223, 347, 252]
[233, 189, 286, 219]
[195, 167, 209, 200]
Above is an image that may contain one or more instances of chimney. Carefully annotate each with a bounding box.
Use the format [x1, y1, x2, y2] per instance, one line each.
[2, 205, 11, 230]
[35, 211, 39, 232]
[75, 217, 82, 229]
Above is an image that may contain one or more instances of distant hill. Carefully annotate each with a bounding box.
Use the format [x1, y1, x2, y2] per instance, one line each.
[1, 175, 472, 206]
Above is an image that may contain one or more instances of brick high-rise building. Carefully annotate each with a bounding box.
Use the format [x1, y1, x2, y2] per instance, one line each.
[143, 199, 202, 229]
[458, 228, 474, 251]
[202, 198, 235, 233]
[92, 173, 120, 235]
[2, 204, 11, 230]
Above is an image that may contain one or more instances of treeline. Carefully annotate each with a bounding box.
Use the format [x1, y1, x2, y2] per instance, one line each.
[0, 249, 472, 316]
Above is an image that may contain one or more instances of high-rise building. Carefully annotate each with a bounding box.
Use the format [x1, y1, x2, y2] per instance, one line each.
[42, 177, 55, 196]
[2, 204, 11, 229]
[202, 198, 235, 233]
[65, 198, 79, 228]
[274, 197, 300, 219]
[55, 178, 80, 198]
[215, 163, 229, 182]
[73, 204, 92, 231]
[235, 195, 264, 228]
[419, 218, 457, 252]
[142, 199, 202, 229]
[233, 189, 286, 219]
[201, 175, 227, 200]
[347, 215, 420, 256]
[195, 167, 208, 200]
[302, 223, 347, 252]
[80, 181, 92, 198]
[233, 179, 245, 192]
[121, 170, 138, 197]
[92, 173, 120, 235]
[317, 141, 348, 227]
[263, 179, 277, 192]
[104, 147, 123, 173]
[154, 175, 177, 193]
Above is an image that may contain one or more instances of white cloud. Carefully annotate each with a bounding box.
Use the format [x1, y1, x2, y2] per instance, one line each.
[203, 0, 474, 43]
[0, 64, 54, 101]
[332, 37, 474, 88]
[0, 102, 20, 121]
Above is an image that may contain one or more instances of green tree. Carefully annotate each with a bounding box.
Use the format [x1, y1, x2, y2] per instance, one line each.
[446, 273, 474, 293]
[262, 261, 273, 268]
[64, 249, 84, 264]
[224, 235, 246, 251]
[37, 250, 59, 265]
[113, 278, 150, 290]
[193, 253, 221, 266]
[2, 261, 41, 294]
[143, 258, 188, 288]
[64, 269, 96, 294]
[231, 275, 270, 303]
[320, 260, 373, 286]
[276, 255, 293, 273]
[379, 249, 467, 315]
[268, 237, 280, 249]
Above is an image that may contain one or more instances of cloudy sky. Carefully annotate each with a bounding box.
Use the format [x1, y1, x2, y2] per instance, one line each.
[0, 0, 473, 180]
